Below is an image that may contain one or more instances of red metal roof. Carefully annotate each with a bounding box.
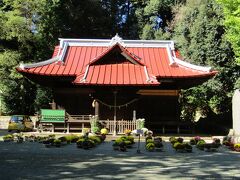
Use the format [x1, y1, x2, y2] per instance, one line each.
[17, 36, 217, 86]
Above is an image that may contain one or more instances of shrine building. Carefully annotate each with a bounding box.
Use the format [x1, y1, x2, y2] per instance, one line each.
[17, 35, 217, 134]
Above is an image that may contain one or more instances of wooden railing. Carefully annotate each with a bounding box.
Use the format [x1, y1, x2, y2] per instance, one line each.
[67, 115, 92, 122]
[148, 121, 193, 134]
[45, 114, 137, 134]
[64, 115, 91, 132]
[100, 119, 137, 134]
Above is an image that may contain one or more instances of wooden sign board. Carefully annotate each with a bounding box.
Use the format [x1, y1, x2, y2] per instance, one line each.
[136, 129, 144, 135]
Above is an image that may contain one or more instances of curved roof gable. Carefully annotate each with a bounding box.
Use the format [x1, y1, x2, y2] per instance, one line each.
[17, 35, 217, 86]
[88, 43, 145, 66]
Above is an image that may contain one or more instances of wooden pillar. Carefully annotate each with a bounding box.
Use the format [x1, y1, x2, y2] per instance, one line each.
[95, 100, 99, 117]
[133, 110, 136, 121]
[49, 100, 56, 110]
[52, 124, 54, 133]
[113, 91, 117, 136]
[67, 123, 69, 133]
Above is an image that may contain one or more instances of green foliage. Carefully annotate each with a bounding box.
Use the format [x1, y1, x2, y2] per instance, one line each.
[234, 144, 240, 149]
[0, 0, 51, 114]
[92, 126, 100, 134]
[114, 135, 134, 148]
[3, 134, 14, 141]
[76, 138, 85, 145]
[172, 0, 240, 122]
[89, 136, 101, 144]
[76, 137, 95, 149]
[134, 0, 176, 39]
[64, 134, 79, 143]
[197, 139, 206, 145]
[133, 0, 239, 125]
[34, 86, 53, 111]
[217, 0, 240, 63]
[119, 136, 128, 141]
[173, 142, 192, 152]
[58, 136, 67, 142]
[90, 116, 100, 134]
[2, 78, 37, 114]
[141, 23, 155, 40]
[146, 142, 155, 151]
[1, 0, 132, 114]
[234, 78, 240, 90]
[146, 139, 154, 144]
[169, 137, 177, 144]
[196, 139, 206, 150]
[54, 139, 61, 144]
[184, 143, 192, 150]
[115, 138, 123, 145]
[124, 140, 132, 145]
[173, 142, 185, 150]
[77, 135, 104, 149]
[0, 0, 239, 120]
[146, 136, 153, 142]
[146, 136, 163, 151]
[126, 135, 134, 144]
[154, 29, 171, 40]
[48, 134, 55, 138]
[136, 118, 145, 129]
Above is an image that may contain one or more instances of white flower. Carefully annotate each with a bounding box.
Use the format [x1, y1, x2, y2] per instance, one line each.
[141, 128, 148, 134]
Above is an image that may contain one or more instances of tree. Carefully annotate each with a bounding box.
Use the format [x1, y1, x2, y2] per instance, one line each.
[132, 0, 185, 39]
[0, 0, 42, 114]
[172, 0, 240, 125]
[0, 0, 136, 114]
[217, 0, 240, 63]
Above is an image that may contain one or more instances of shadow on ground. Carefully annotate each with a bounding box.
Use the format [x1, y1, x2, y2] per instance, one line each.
[0, 140, 240, 180]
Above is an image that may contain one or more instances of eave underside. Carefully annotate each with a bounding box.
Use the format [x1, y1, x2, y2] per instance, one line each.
[21, 71, 214, 90]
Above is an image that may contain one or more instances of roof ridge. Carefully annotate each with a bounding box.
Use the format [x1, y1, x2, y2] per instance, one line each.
[19, 56, 60, 70]
[58, 37, 175, 49]
[173, 57, 212, 72]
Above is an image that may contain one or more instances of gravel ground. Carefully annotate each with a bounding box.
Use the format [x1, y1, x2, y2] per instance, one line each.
[0, 137, 240, 180]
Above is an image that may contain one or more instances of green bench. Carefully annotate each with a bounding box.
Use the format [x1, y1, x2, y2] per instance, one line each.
[38, 109, 66, 132]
